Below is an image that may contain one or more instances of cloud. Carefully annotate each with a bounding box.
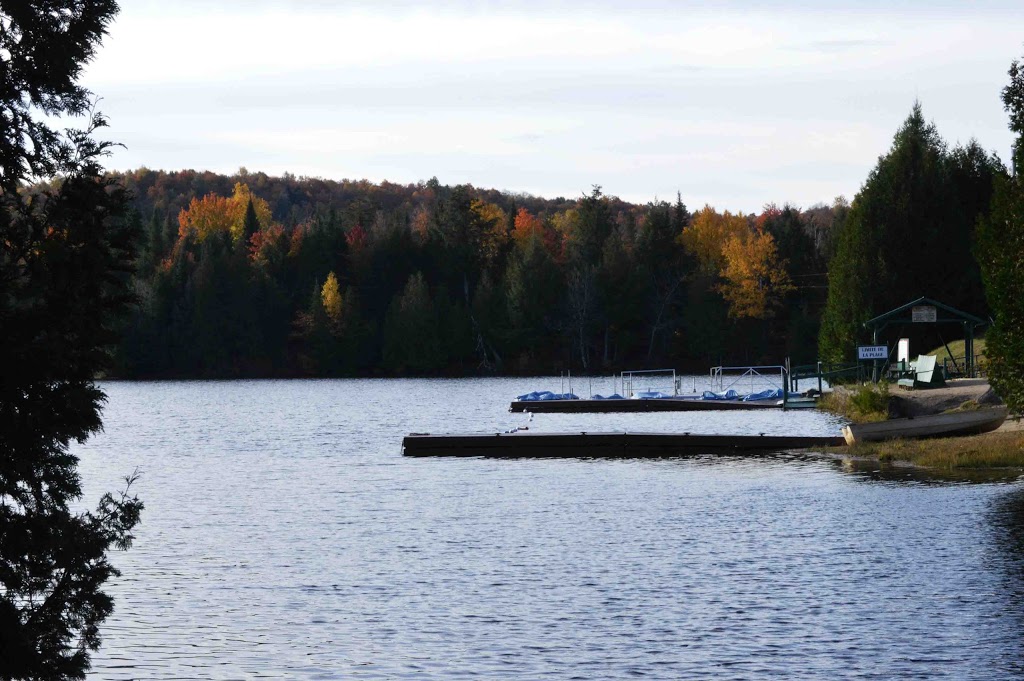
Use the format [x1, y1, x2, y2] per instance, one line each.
[84, 1, 1024, 211]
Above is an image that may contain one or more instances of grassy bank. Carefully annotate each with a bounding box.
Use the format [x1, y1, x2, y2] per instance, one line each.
[819, 383, 891, 423]
[834, 429, 1024, 470]
[925, 337, 987, 368]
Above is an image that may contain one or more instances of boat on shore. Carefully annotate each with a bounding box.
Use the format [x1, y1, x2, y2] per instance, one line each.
[842, 406, 1008, 446]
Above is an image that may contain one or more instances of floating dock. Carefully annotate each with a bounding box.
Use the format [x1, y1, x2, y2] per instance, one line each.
[402, 431, 845, 458]
[509, 397, 782, 413]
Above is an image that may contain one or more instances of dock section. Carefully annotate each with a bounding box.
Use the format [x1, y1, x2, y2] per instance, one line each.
[402, 431, 846, 458]
[509, 397, 781, 413]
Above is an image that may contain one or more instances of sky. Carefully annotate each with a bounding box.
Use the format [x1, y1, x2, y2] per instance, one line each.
[80, 0, 1024, 213]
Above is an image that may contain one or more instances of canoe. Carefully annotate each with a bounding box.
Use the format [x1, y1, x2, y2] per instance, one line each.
[842, 406, 1008, 446]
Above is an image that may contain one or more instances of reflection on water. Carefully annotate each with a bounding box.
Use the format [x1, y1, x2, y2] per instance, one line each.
[991, 489, 1024, 579]
[72, 378, 1024, 679]
[985, 490, 1024, 676]
[833, 455, 1024, 485]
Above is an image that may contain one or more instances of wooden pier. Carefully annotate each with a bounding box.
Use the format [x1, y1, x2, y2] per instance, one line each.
[402, 431, 845, 458]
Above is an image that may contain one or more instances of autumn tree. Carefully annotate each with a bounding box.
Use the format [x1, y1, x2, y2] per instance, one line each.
[321, 271, 343, 325]
[471, 198, 509, 272]
[0, 2, 143, 678]
[512, 207, 544, 245]
[680, 205, 748, 276]
[717, 227, 794, 319]
[177, 182, 272, 243]
[177, 192, 232, 241]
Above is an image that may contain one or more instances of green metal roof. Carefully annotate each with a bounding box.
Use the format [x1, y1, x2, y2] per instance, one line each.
[862, 296, 986, 329]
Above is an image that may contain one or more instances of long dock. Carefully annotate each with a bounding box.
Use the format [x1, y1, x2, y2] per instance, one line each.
[509, 397, 780, 413]
[402, 431, 845, 458]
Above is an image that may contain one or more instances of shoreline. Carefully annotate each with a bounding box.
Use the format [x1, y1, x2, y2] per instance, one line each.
[820, 378, 1024, 473]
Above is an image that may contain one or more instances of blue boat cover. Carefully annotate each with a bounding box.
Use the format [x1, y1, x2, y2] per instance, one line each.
[591, 393, 625, 400]
[741, 388, 784, 401]
[701, 389, 740, 400]
[516, 391, 580, 401]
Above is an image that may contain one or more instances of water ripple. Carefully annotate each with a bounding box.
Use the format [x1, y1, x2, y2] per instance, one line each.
[69, 378, 1024, 679]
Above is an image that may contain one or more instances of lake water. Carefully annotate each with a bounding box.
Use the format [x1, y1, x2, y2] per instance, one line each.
[74, 378, 1024, 679]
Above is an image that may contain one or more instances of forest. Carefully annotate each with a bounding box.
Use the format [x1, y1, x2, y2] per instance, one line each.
[113, 104, 1002, 378]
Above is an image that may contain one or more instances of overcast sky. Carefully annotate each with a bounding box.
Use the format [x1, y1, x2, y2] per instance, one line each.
[81, 0, 1024, 213]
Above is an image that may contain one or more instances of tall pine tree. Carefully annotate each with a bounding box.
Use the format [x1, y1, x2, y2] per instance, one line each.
[0, 2, 143, 678]
[977, 54, 1024, 412]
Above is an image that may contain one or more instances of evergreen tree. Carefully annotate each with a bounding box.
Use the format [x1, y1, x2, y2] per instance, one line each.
[242, 197, 260, 241]
[471, 271, 506, 370]
[977, 53, 1024, 412]
[295, 280, 334, 375]
[0, 2, 143, 678]
[505, 232, 562, 371]
[597, 226, 648, 366]
[636, 200, 689, 362]
[382, 272, 442, 374]
[819, 103, 996, 361]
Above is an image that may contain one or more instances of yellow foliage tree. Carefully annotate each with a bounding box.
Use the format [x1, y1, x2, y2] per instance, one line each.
[178, 182, 273, 243]
[230, 183, 273, 239]
[680, 205, 748, 276]
[471, 199, 508, 267]
[321, 271, 343, 324]
[718, 228, 794, 319]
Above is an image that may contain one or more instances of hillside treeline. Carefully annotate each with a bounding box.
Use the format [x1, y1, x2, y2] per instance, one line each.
[113, 104, 1001, 378]
[114, 169, 845, 377]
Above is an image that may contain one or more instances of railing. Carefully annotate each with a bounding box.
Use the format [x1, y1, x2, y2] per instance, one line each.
[941, 354, 986, 379]
[709, 365, 787, 395]
[789, 362, 863, 391]
[620, 369, 679, 398]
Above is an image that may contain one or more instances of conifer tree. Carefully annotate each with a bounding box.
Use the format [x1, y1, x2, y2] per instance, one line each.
[242, 197, 260, 241]
[977, 53, 1024, 411]
[819, 104, 998, 361]
[0, 2, 143, 678]
[382, 272, 442, 374]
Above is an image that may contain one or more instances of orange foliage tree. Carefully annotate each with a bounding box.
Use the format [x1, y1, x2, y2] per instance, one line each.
[248, 224, 286, 268]
[513, 207, 561, 257]
[178, 182, 273, 242]
[512, 207, 544, 245]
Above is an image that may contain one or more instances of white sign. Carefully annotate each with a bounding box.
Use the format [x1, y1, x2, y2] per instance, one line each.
[912, 305, 937, 323]
[858, 345, 888, 360]
[897, 338, 911, 363]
